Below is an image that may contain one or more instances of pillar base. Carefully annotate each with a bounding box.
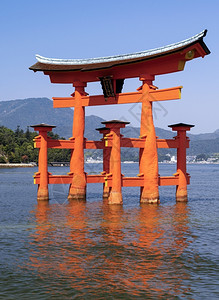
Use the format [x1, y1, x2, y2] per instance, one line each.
[68, 173, 86, 201]
[140, 197, 160, 204]
[140, 190, 160, 204]
[176, 187, 188, 202]
[37, 187, 49, 201]
[68, 186, 86, 201]
[176, 195, 188, 202]
[103, 186, 111, 199]
[37, 196, 49, 201]
[108, 191, 123, 205]
[103, 192, 110, 199]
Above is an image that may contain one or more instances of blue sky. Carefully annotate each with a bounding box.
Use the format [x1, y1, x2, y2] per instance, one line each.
[0, 0, 218, 133]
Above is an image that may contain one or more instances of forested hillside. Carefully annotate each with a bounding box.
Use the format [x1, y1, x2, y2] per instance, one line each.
[0, 126, 71, 163]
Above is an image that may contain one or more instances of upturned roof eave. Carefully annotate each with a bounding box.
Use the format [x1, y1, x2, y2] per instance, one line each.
[29, 30, 210, 72]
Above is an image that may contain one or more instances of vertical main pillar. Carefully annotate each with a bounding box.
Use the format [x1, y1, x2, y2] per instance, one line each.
[139, 75, 159, 204]
[102, 120, 129, 204]
[68, 81, 87, 201]
[96, 127, 111, 199]
[168, 123, 194, 202]
[31, 123, 56, 201]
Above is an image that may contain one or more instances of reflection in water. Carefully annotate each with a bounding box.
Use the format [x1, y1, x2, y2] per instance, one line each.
[27, 200, 193, 298]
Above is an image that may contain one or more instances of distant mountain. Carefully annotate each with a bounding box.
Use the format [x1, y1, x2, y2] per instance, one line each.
[0, 97, 174, 139]
[0, 98, 73, 137]
[0, 98, 104, 139]
[187, 138, 219, 155]
[0, 98, 219, 155]
[188, 130, 219, 141]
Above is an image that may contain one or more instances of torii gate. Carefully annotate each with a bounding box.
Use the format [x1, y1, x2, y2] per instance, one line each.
[30, 30, 210, 204]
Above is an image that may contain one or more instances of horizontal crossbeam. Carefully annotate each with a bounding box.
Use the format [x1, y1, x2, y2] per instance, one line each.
[34, 137, 189, 149]
[33, 174, 190, 186]
[53, 86, 182, 108]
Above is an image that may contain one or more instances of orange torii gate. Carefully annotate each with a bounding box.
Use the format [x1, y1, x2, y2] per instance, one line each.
[30, 30, 210, 204]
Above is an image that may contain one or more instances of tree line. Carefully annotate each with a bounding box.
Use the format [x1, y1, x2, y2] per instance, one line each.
[0, 126, 71, 163]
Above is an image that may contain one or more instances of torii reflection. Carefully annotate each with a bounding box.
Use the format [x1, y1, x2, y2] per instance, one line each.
[27, 200, 192, 297]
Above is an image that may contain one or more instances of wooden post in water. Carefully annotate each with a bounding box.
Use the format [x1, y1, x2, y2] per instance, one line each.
[31, 123, 56, 201]
[139, 75, 160, 204]
[96, 127, 111, 199]
[68, 81, 87, 201]
[168, 123, 194, 202]
[102, 120, 129, 204]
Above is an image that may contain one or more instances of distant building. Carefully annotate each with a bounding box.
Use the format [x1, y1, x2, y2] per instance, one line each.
[186, 156, 196, 163]
[171, 155, 177, 163]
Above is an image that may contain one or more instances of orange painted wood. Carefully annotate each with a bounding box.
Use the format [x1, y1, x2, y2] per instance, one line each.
[34, 138, 188, 149]
[122, 176, 180, 187]
[150, 86, 182, 101]
[33, 174, 190, 186]
[120, 138, 145, 148]
[121, 177, 143, 187]
[120, 138, 187, 149]
[37, 131, 49, 200]
[49, 175, 73, 184]
[157, 139, 181, 148]
[139, 81, 159, 203]
[68, 83, 86, 200]
[53, 86, 182, 108]
[84, 140, 104, 149]
[86, 175, 105, 184]
[176, 130, 188, 201]
[108, 126, 123, 204]
[35, 139, 75, 149]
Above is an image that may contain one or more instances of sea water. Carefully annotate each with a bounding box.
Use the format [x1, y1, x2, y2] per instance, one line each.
[0, 163, 218, 299]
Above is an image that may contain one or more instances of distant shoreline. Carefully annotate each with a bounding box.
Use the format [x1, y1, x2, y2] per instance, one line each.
[0, 163, 36, 168]
[0, 161, 218, 169]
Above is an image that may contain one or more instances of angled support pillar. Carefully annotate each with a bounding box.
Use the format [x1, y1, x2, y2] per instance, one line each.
[102, 120, 129, 204]
[31, 123, 56, 201]
[139, 75, 160, 204]
[96, 127, 111, 199]
[68, 81, 87, 201]
[169, 123, 194, 202]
